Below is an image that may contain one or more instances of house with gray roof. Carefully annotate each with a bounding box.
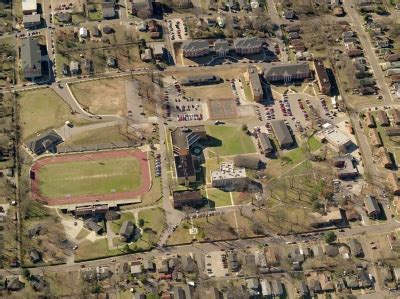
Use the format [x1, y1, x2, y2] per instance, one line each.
[214, 39, 230, 56]
[21, 37, 42, 79]
[258, 132, 273, 156]
[270, 120, 294, 149]
[119, 221, 135, 242]
[182, 40, 210, 58]
[348, 239, 364, 257]
[233, 37, 263, 55]
[264, 62, 310, 84]
[84, 219, 103, 234]
[25, 130, 63, 155]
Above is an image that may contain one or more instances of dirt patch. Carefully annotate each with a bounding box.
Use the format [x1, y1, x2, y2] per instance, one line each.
[69, 78, 127, 116]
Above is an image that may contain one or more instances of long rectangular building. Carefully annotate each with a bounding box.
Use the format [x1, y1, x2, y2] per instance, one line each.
[392, 109, 400, 125]
[246, 66, 263, 102]
[313, 60, 331, 95]
[270, 120, 294, 149]
[211, 163, 247, 190]
[258, 133, 273, 156]
[263, 62, 310, 84]
[365, 112, 376, 128]
[21, 37, 42, 79]
[369, 129, 382, 147]
[377, 110, 390, 126]
[388, 172, 400, 196]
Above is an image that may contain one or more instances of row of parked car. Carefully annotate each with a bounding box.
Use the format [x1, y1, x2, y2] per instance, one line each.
[155, 154, 161, 177]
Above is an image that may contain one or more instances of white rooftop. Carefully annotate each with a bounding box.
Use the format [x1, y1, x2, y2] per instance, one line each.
[22, 0, 37, 11]
[324, 129, 351, 146]
[211, 163, 246, 181]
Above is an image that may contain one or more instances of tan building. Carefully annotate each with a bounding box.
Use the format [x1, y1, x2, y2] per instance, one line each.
[392, 109, 400, 125]
[211, 163, 247, 190]
[244, 66, 263, 102]
[379, 147, 393, 169]
[365, 112, 376, 128]
[388, 172, 400, 195]
[369, 129, 382, 147]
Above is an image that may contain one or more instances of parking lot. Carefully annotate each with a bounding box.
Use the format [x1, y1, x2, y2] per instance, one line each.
[163, 79, 204, 121]
[167, 19, 188, 42]
[204, 251, 229, 277]
[254, 89, 347, 138]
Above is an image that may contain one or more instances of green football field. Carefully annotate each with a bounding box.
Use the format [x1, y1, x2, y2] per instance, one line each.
[206, 125, 256, 157]
[38, 157, 141, 198]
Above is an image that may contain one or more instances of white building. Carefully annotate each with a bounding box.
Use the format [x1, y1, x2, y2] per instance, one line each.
[22, 0, 37, 14]
[211, 163, 247, 190]
[79, 27, 88, 38]
[322, 128, 353, 153]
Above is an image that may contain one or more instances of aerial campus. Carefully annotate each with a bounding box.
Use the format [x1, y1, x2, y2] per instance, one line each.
[2, 0, 400, 298]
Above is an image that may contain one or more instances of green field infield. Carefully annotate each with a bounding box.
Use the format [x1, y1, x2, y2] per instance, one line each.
[205, 125, 256, 157]
[38, 157, 141, 198]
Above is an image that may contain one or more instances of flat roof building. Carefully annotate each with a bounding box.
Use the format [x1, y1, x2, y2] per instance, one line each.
[174, 154, 196, 186]
[23, 14, 41, 28]
[323, 129, 353, 153]
[332, 155, 358, 180]
[270, 120, 294, 149]
[211, 163, 247, 190]
[21, 37, 42, 79]
[313, 59, 331, 95]
[180, 75, 221, 86]
[22, 0, 37, 14]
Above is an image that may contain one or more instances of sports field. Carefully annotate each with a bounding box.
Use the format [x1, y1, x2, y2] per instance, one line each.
[30, 150, 150, 206]
[206, 125, 256, 157]
[39, 157, 141, 198]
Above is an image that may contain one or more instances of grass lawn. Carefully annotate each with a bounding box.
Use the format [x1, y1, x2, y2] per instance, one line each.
[18, 89, 86, 140]
[205, 125, 256, 157]
[75, 228, 90, 240]
[38, 157, 141, 198]
[63, 125, 137, 147]
[69, 78, 127, 116]
[205, 188, 232, 207]
[240, 75, 254, 102]
[135, 208, 165, 249]
[110, 212, 135, 234]
[74, 238, 109, 261]
[88, 4, 103, 21]
[307, 136, 323, 152]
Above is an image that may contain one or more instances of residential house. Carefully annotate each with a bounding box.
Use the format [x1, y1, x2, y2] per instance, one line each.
[348, 239, 364, 257]
[21, 38, 42, 79]
[181, 40, 209, 58]
[246, 278, 260, 297]
[57, 11, 71, 23]
[143, 259, 155, 272]
[141, 48, 152, 62]
[261, 280, 272, 297]
[130, 261, 142, 275]
[364, 195, 381, 218]
[152, 43, 164, 60]
[233, 37, 263, 55]
[347, 48, 363, 57]
[283, 9, 295, 19]
[384, 53, 400, 62]
[69, 60, 79, 75]
[106, 56, 117, 68]
[29, 249, 42, 263]
[172, 190, 203, 209]
[271, 280, 284, 297]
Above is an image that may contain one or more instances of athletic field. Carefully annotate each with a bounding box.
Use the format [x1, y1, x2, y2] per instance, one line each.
[30, 150, 150, 206]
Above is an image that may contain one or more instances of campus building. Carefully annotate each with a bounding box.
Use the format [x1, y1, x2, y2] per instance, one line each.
[233, 37, 263, 55]
[263, 62, 310, 84]
[22, 0, 37, 14]
[258, 132, 274, 156]
[214, 39, 230, 57]
[181, 40, 210, 58]
[387, 172, 400, 196]
[322, 129, 353, 153]
[270, 120, 294, 149]
[172, 190, 203, 209]
[171, 126, 206, 156]
[244, 66, 263, 102]
[313, 60, 331, 95]
[21, 38, 42, 79]
[211, 163, 247, 190]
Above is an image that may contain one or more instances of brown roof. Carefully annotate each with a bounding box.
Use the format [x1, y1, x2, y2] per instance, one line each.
[392, 109, 400, 125]
[313, 60, 331, 92]
[377, 110, 389, 126]
[347, 48, 363, 57]
[388, 172, 400, 195]
[379, 147, 392, 167]
[369, 129, 382, 147]
[365, 112, 375, 127]
[384, 54, 400, 62]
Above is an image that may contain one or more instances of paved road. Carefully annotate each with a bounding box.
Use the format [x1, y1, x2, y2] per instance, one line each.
[343, 0, 394, 104]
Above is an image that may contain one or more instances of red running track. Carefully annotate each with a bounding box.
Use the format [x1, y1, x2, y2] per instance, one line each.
[30, 150, 151, 206]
